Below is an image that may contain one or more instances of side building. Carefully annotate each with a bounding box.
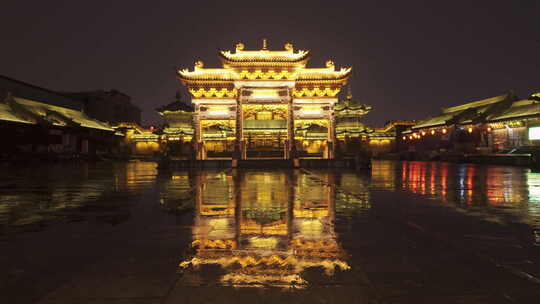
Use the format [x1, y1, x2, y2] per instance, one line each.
[0, 75, 117, 159]
[333, 91, 372, 157]
[402, 91, 540, 156]
[156, 92, 195, 159]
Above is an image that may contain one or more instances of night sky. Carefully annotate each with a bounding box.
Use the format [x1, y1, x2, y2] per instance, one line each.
[1, 0, 538, 126]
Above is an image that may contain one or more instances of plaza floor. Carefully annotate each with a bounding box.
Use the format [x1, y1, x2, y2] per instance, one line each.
[0, 161, 539, 303]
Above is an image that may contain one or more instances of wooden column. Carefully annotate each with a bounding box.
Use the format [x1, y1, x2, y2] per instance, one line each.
[287, 93, 295, 160]
[327, 111, 335, 159]
[193, 108, 202, 160]
[234, 100, 242, 161]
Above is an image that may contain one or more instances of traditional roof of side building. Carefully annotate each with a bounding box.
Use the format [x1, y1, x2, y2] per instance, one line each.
[156, 92, 194, 114]
[379, 120, 417, 132]
[334, 87, 372, 115]
[334, 100, 372, 114]
[0, 102, 32, 125]
[412, 93, 516, 129]
[334, 87, 373, 137]
[1, 94, 113, 131]
[0, 75, 83, 111]
[486, 98, 540, 122]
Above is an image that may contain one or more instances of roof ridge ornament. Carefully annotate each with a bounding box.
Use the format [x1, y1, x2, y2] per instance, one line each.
[236, 42, 244, 52]
[284, 42, 293, 51]
[262, 38, 268, 50]
[325, 60, 335, 68]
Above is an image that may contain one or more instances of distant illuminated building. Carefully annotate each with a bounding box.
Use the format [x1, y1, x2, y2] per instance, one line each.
[172, 40, 372, 160]
[0, 75, 116, 155]
[155, 92, 195, 158]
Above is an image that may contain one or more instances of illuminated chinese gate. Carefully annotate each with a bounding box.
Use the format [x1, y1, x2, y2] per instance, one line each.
[177, 41, 352, 160]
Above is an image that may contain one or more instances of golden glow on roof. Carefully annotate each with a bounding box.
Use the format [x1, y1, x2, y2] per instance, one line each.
[177, 41, 352, 98]
[238, 70, 293, 80]
[293, 87, 341, 97]
[10, 97, 113, 131]
[220, 42, 310, 63]
[178, 67, 234, 79]
[297, 61, 352, 80]
[188, 88, 237, 98]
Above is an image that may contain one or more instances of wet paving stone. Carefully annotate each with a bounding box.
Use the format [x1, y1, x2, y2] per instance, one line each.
[1, 161, 540, 303]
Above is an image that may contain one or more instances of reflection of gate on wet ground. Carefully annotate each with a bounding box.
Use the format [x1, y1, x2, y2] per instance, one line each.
[179, 169, 363, 287]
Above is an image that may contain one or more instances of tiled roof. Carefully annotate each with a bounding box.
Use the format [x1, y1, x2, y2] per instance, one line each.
[1, 96, 113, 131]
[487, 99, 540, 122]
[412, 112, 461, 129]
[442, 94, 509, 113]
[0, 103, 33, 125]
[412, 93, 516, 129]
[156, 100, 194, 113]
[0, 75, 83, 110]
